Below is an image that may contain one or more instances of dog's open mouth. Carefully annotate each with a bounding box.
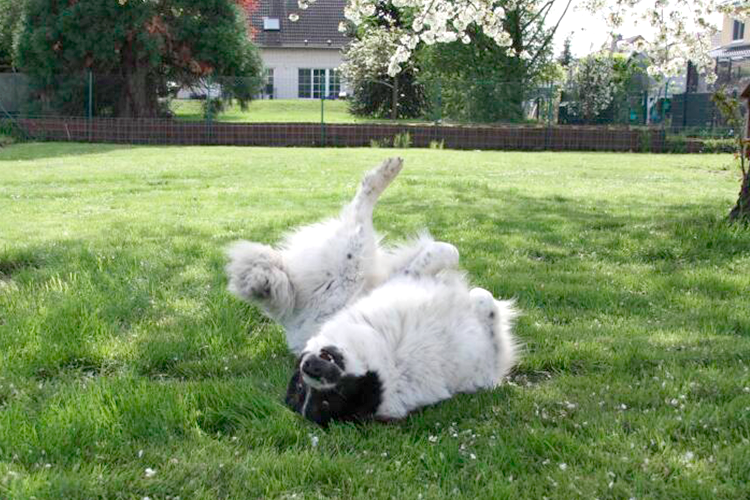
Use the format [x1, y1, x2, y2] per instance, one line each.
[301, 373, 337, 390]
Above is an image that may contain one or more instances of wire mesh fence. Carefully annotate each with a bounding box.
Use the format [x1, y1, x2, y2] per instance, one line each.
[0, 71, 740, 153]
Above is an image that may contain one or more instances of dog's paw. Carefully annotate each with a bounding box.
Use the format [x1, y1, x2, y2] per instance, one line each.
[470, 287, 497, 322]
[226, 241, 289, 303]
[406, 241, 459, 277]
[360, 157, 404, 197]
[236, 264, 275, 299]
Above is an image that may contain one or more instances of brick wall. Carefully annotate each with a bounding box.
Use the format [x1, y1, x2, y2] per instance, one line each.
[17, 117, 667, 152]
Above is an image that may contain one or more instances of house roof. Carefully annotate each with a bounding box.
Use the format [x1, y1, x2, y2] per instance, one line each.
[710, 43, 750, 60]
[250, 0, 349, 49]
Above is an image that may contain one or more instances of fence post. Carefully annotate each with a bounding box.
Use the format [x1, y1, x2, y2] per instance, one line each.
[206, 75, 213, 143]
[87, 70, 93, 142]
[320, 97, 326, 146]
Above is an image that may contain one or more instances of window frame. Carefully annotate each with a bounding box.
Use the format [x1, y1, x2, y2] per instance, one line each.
[298, 68, 342, 99]
[733, 20, 745, 41]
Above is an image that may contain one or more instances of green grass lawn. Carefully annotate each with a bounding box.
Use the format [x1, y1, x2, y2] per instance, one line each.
[1, 144, 749, 499]
[171, 98, 429, 124]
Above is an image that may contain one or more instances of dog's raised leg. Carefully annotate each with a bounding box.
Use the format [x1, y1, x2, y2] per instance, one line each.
[347, 157, 404, 222]
[226, 241, 295, 320]
[333, 158, 405, 288]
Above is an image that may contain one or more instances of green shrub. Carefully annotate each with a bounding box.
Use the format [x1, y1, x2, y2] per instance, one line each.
[393, 132, 412, 148]
[664, 135, 735, 154]
[638, 129, 651, 153]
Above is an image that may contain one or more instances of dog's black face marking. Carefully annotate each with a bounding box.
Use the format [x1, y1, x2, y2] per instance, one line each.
[298, 345, 346, 387]
[319, 345, 345, 370]
[285, 363, 383, 427]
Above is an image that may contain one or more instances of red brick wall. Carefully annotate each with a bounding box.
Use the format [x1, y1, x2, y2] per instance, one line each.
[17, 118, 666, 152]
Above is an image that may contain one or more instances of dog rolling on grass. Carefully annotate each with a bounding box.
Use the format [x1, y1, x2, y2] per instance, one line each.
[285, 271, 519, 426]
[226, 157, 460, 354]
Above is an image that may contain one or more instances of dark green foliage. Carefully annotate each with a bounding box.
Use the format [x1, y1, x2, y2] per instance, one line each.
[0, 0, 27, 70]
[15, 0, 262, 117]
[348, 72, 427, 120]
[419, 30, 530, 123]
[557, 35, 572, 68]
[418, 1, 556, 124]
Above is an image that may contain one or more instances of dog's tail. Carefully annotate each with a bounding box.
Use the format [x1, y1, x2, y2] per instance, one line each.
[492, 299, 520, 381]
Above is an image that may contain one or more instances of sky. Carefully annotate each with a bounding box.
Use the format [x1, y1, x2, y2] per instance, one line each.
[548, 0, 725, 58]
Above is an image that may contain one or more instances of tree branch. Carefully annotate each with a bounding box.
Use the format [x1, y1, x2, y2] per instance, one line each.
[528, 0, 573, 68]
[522, 0, 556, 33]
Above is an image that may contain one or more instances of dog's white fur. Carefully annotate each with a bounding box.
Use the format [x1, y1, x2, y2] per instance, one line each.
[302, 272, 519, 420]
[226, 158, 460, 354]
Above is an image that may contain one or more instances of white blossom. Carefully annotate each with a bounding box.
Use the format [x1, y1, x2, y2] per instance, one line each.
[337, 0, 740, 78]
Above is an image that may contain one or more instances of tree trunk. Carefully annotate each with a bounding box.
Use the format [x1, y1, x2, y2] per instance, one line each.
[120, 67, 159, 118]
[118, 41, 159, 118]
[391, 75, 398, 120]
[729, 170, 750, 222]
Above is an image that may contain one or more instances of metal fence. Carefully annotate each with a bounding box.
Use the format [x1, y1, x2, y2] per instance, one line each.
[0, 71, 739, 152]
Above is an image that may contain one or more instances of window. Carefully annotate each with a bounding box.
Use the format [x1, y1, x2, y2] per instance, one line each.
[329, 69, 341, 98]
[297, 68, 342, 99]
[298, 69, 312, 98]
[733, 20, 745, 41]
[264, 68, 274, 97]
[263, 17, 280, 31]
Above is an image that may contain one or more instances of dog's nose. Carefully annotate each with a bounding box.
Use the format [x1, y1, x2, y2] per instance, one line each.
[302, 357, 325, 378]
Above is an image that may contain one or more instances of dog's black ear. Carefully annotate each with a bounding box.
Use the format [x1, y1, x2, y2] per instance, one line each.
[284, 360, 306, 412]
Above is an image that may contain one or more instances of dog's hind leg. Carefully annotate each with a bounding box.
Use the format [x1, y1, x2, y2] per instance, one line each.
[226, 241, 295, 321]
[402, 241, 459, 278]
[469, 288, 498, 334]
[470, 288, 519, 380]
[385, 234, 459, 279]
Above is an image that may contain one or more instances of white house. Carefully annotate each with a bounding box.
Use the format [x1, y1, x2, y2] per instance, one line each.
[709, 7, 750, 88]
[250, 0, 350, 99]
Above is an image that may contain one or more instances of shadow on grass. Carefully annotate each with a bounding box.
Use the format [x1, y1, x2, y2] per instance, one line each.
[1, 192, 748, 386]
[0, 142, 144, 161]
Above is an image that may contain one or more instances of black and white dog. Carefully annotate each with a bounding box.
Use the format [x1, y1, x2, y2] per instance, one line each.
[285, 271, 518, 426]
[226, 158, 459, 354]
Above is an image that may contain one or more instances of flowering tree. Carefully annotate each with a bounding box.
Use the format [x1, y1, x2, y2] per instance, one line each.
[293, 0, 572, 78]
[341, 27, 427, 119]
[568, 55, 615, 123]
